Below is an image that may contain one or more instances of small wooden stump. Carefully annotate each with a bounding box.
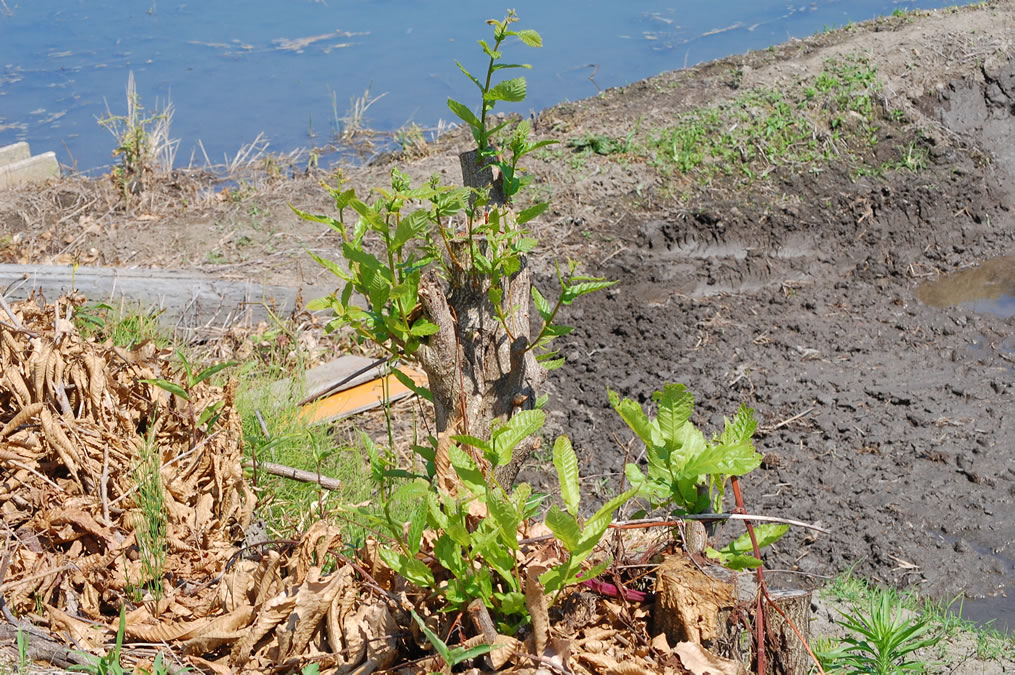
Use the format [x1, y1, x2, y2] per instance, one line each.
[653, 555, 737, 648]
[763, 589, 812, 675]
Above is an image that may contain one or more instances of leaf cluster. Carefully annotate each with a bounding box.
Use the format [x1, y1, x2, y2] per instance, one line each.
[613, 383, 762, 515]
[365, 411, 633, 633]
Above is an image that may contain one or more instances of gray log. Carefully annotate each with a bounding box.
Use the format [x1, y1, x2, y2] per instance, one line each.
[0, 264, 302, 331]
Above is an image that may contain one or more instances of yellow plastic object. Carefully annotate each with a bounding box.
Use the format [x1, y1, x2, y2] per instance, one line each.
[298, 367, 427, 424]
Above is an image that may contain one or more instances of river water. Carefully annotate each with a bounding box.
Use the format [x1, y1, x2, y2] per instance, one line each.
[0, 1, 970, 172]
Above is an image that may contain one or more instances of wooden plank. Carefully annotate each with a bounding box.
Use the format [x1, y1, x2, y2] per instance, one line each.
[0, 264, 302, 328]
[298, 366, 427, 424]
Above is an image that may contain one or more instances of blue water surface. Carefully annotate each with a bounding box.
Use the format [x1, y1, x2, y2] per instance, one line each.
[0, 0, 971, 172]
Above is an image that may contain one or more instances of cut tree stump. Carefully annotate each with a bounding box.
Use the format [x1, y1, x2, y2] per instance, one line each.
[653, 554, 812, 674]
[762, 589, 812, 675]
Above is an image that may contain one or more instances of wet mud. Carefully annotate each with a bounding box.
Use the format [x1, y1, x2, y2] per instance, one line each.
[538, 56, 1015, 603]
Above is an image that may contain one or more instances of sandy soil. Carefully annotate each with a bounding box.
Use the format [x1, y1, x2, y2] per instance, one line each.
[2, 0, 1014, 629]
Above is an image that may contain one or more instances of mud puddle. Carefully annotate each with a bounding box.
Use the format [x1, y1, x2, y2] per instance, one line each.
[915, 256, 1015, 318]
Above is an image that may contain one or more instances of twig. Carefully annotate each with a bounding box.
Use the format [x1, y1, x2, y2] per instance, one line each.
[295, 357, 388, 407]
[730, 476, 767, 675]
[253, 408, 269, 487]
[0, 563, 78, 592]
[0, 292, 26, 332]
[761, 406, 814, 432]
[254, 460, 342, 490]
[613, 514, 830, 534]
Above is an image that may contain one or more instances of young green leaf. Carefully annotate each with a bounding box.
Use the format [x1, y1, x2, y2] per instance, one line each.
[193, 361, 238, 386]
[561, 279, 617, 304]
[378, 548, 435, 588]
[545, 505, 581, 552]
[609, 390, 660, 450]
[531, 286, 553, 322]
[392, 367, 433, 402]
[489, 409, 544, 467]
[409, 319, 440, 337]
[655, 383, 694, 452]
[553, 436, 580, 516]
[486, 77, 527, 103]
[145, 378, 189, 401]
[513, 29, 542, 47]
[516, 201, 549, 225]
[448, 97, 482, 129]
[288, 205, 345, 235]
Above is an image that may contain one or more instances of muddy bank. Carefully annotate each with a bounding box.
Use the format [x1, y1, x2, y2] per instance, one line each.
[530, 7, 1015, 603]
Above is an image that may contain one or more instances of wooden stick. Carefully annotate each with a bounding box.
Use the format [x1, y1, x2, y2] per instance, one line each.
[761, 406, 814, 432]
[613, 514, 830, 534]
[255, 461, 342, 491]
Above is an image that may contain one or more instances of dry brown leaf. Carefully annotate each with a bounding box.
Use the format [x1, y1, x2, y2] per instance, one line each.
[231, 590, 297, 666]
[580, 651, 621, 672]
[280, 566, 350, 660]
[675, 641, 746, 675]
[47, 605, 105, 651]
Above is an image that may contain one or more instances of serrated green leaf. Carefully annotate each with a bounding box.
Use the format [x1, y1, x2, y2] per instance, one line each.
[478, 39, 501, 60]
[289, 204, 344, 235]
[553, 436, 580, 516]
[517, 201, 549, 225]
[145, 378, 189, 401]
[392, 367, 433, 402]
[538, 565, 566, 595]
[545, 505, 581, 552]
[451, 434, 491, 452]
[514, 29, 542, 47]
[307, 250, 352, 282]
[486, 486, 520, 547]
[486, 77, 527, 103]
[609, 390, 660, 450]
[378, 548, 434, 588]
[682, 439, 761, 478]
[541, 357, 565, 371]
[726, 553, 764, 570]
[561, 279, 616, 304]
[305, 295, 333, 311]
[655, 383, 694, 453]
[490, 409, 544, 467]
[514, 236, 538, 253]
[407, 500, 427, 555]
[577, 486, 638, 556]
[433, 534, 465, 577]
[719, 404, 759, 447]
[531, 286, 553, 322]
[448, 97, 481, 129]
[409, 319, 439, 337]
[727, 523, 788, 555]
[449, 442, 486, 494]
[392, 208, 431, 250]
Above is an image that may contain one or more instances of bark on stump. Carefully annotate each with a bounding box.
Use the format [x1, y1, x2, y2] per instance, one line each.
[762, 589, 812, 675]
[653, 555, 812, 674]
[414, 150, 545, 488]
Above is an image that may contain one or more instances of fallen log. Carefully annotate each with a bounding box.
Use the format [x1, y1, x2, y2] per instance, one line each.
[0, 263, 302, 329]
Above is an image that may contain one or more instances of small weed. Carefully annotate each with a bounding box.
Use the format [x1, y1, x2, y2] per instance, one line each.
[644, 53, 895, 184]
[394, 123, 429, 158]
[98, 71, 178, 201]
[74, 302, 172, 349]
[130, 423, 168, 601]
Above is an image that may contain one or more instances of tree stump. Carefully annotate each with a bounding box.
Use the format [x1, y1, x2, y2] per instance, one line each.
[762, 589, 812, 675]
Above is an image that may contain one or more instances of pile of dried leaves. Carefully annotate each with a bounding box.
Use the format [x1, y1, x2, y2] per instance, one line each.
[1, 296, 760, 674]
